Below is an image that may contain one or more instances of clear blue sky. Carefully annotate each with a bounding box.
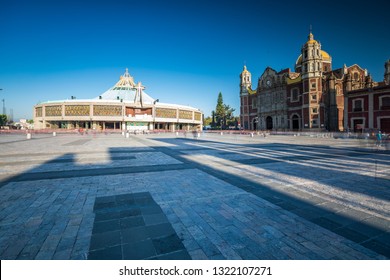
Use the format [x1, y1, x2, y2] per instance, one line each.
[1, 0, 389, 120]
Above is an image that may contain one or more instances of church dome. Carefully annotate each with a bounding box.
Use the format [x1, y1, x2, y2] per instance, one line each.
[295, 50, 331, 65]
[305, 32, 317, 45]
[295, 32, 332, 70]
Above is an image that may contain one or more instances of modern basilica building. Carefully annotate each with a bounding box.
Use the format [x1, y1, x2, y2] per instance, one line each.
[33, 69, 203, 131]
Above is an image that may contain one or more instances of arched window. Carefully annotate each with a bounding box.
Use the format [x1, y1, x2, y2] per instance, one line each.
[353, 72, 359, 81]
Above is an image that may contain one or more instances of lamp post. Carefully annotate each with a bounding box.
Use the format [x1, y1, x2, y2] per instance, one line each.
[0, 89, 4, 115]
[153, 99, 159, 131]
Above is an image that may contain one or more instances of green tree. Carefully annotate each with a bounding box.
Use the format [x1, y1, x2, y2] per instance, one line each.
[214, 92, 237, 129]
[203, 116, 212, 126]
[215, 92, 225, 128]
[0, 114, 7, 127]
[211, 110, 216, 128]
[27, 119, 34, 124]
[227, 116, 239, 129]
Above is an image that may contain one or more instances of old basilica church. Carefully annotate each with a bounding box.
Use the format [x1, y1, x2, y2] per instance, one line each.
[240, 32, 390, 132]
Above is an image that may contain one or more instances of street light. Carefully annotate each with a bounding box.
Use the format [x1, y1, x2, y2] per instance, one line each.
[0, 89, 4, 115]
[153, 99, 159, 130]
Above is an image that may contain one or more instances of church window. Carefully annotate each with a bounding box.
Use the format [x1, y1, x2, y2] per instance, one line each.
[317, 49, 319, 56]
[353, 99, 363, 112]
[311, 82, 316, 89]
[312, 107, 318, 114]
[291, 88, 299, 102]
[311, 94, 317, 101]
[379, 96, 390, 109]
[252, 98, 257, 109]
[304, 50, 308, 59]
[353, 72, 359, 81]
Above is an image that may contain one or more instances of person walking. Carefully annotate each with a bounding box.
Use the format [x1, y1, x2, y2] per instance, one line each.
[376, 130, 382, 147]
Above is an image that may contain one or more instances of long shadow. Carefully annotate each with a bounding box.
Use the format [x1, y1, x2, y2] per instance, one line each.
[145, 136, 390, 258]
[151, 137, 390, 201]
[0, 147, 190, 188]
[1, 135, 389, 259]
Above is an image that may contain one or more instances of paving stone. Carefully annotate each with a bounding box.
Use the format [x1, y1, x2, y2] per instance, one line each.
[122, 239, 157, 260]
[157, 249, 192, 260]
[188, 249, 208, 260]
[120, 216, 145, 229]
[88, 245, 122, 260]
[89, 230, 121, 250]
[92, 219, 121, 234]
[1, 134, 389, 260]
[153, 234, 185, 255]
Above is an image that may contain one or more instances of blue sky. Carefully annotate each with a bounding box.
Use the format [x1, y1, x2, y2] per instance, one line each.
[0, 0, 389, 120]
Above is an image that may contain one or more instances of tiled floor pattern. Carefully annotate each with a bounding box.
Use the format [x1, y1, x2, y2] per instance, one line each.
[89, 192, 191, 260]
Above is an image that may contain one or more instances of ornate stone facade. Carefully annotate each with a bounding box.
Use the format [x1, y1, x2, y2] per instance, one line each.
[65, 105, 90, 116]
[94, 105, 122, 116]
[35, 107, 42, 117]
[194, 112, 202, 121]
[156, 108, 177, 119]
[179, 110, 193, 120]
[240, 32, 390, 132]
[45, 105, 62, 117]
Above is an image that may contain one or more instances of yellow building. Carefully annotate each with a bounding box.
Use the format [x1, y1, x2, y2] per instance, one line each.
[34, 69, 202, 131]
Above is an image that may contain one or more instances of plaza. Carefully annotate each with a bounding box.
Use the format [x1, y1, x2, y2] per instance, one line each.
[0, 132, 389, 260]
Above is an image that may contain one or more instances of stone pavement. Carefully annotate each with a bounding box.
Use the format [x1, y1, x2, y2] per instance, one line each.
[0, 132, 389, 260]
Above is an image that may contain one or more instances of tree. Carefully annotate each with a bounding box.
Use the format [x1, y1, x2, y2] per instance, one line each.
[215, 92, 225, 128]
[211, 110, 216, 128]
[214, 92, 236, 129]
[0, 114, 7, 127]
[203, 116, 212, 126]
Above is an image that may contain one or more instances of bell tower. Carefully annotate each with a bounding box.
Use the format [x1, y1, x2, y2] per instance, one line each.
[301, 32, 323, 79]
[240, 65, 252, 95]
[300, 31, 324, 130]
[239, 65, 252, 130]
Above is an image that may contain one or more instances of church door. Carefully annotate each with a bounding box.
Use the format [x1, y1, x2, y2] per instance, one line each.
[292, 115, 300, 130]
[266, 116, 273, 130]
